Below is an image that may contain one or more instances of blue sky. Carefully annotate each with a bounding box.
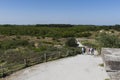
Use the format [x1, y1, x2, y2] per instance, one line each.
[0, 0, 120, 25]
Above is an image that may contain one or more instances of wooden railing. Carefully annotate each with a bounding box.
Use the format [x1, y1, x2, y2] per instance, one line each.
[0, 48, 81, 78]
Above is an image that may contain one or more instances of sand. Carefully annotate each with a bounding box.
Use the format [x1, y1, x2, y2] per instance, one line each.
[3, 55, 110, 80]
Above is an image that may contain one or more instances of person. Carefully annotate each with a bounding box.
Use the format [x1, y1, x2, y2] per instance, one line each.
[83, 47, 86, 53]
[86, 47, 89, 55]
[81, 47, 85, 54]
[91, 48, 95, 55]
[89, 48, 92, 55]
[89, 47, 94, 55]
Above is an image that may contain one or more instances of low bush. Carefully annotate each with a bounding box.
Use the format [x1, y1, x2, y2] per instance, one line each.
[99, 63, 104, 67]
[96, 33, 120, 48]
[0, 40, 29, 50]
[65, 37, 78, 47]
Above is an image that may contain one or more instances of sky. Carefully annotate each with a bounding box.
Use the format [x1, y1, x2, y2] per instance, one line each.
[0, 0, 120, 25]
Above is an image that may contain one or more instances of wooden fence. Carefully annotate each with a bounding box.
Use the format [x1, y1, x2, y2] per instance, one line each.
[0, 48, 81, 78]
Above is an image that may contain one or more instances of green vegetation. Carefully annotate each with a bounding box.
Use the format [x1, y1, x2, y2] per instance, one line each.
[0, 35, 82, 78]
[0, 24, 120, 78]
[0, 39, 29, 50]
[96, 33, 120, 48]
[65, 37, 78, 47]
[0, 24, 119, 38]
[99, 63, 104, 67]
[0, 47, 81, 78]
[104, 78, 110, 80]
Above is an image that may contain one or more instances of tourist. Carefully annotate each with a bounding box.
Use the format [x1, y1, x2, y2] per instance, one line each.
[82, 47, 85, 54]
[89, 48, 92, 55]
[91, 48, 95, 55]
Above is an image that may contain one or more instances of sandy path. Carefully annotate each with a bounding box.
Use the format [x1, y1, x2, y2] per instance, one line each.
[3, 55, 109, 80]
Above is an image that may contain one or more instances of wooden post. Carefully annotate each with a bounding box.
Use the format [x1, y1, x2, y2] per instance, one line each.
[58, 51, 61, 58]
[24, 59, 27, 67]
[44, 53, 47, 62]
[66, 51, 69, 56]
[0, 64, 4, 78]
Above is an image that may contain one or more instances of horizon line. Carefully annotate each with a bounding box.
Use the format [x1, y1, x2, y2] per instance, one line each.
[0, 24, 119, 26]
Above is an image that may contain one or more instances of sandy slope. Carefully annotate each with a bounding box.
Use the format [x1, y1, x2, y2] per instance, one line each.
[3, 55, 109, 80]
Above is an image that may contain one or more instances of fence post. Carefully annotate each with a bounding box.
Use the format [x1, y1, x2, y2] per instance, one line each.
[66, 50, 69, 56]
[44, 53, 47, 62]
[58, 51, 61, 58]
[0, 64, 4, 78]
[24, 59, 28, 67]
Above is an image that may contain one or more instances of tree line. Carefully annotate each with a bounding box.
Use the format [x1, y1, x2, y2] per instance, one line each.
[0, 24, 119, 38]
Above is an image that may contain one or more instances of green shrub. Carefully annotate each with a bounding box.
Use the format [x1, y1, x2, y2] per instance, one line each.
[65, 37, 78, 47]
[0, 40, 29, 50]
[105, 78, 110, 80]
[96, 33, 120, 48]
[33, 46, 47, 52]
[4, 49, 24, 64]
[99, 63, 104, 67]
[81, 41, 98, 48]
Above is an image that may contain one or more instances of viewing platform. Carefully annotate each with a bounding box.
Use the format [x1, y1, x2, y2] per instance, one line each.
[102, 48, 120, 80]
